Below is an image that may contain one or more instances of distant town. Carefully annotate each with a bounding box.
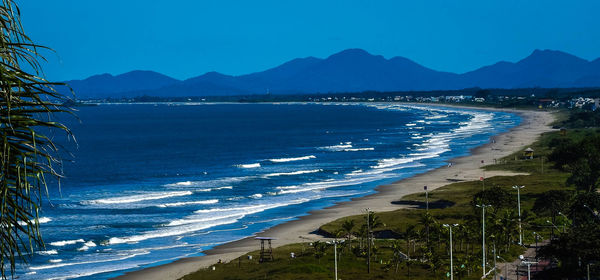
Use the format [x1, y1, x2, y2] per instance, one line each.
[75, 87, 600, 111]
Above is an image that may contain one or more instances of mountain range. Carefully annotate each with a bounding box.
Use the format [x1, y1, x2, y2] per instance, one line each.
[61, 49, 600, 99]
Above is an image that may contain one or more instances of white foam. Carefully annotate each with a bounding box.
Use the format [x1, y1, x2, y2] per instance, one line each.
[37, 249, 58, 255]
[30, 249, 150, 270]
[49, 259, 62, 263]
[343, 147, 374, 152]
[84, 191, 192, 204]
[163, 176, 251, 188]
[108, 217, 240, 245]
[197, 186, 233, 192]
[77, 245, 89, 251]
[236, 163, 261, 168]
[157, 199, 219, 208]
[319, 143, 353, 151]
[268, 155, 316, 163]
[250, 193, 263, 199]
[277, 176, 389, 194]
[166, 213, 245, 226]
[49, 239, 84, 247]
[172, 181, 193, 186]
[84, 241, 97, 247]
[262, 169, 322, 178]
[18, 216, 52, 226]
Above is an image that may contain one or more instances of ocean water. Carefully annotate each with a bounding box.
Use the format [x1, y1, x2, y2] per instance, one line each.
[16, 103, 520, 279]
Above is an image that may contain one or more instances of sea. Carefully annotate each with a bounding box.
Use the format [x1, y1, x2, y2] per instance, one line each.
[16, 102, 520, 279]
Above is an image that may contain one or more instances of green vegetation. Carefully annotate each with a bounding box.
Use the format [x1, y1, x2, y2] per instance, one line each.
[0, 0, 72, 278]
[184, 110, 600, 279]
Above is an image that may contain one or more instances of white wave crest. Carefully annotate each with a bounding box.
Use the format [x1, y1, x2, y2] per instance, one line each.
[250, 193, 263, 199]
[30, 249, 150, 270]
[236, 163, 261, 168]
[262, 169, 322, 178]
[343, 147, 374, 152]
[37, 249, 58, 255]
[268, 155, 316, 163]
[84, 191, 193, 204]
[18, 216, 52, 226]
[197, 186, 233, 192]
[157, 199, 219, 208]
[277, 176, 390, 194]
[49, 239, 84, 247]
[319, 142, 353, 151]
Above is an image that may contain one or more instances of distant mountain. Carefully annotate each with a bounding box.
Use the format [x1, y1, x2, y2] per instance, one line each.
[60, 70, 180, 99]
[64, 49, 600, 99]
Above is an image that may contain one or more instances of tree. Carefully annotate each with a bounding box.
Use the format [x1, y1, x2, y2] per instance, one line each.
[340, 219, 355, 251]
[312, 241, 327, 264]
[532, 190, 572, 238]
[549, 135, 600, 193]
[472, 186, 512, 215]
[390, 240, 406, 273]
[0, 1, 72, 278]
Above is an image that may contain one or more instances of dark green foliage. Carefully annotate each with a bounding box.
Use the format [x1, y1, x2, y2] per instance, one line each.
[549, 135, 600, 192]
[471, 185, 513, 215]
[558, 109, 600, 128]
[532, 190, 572, 217]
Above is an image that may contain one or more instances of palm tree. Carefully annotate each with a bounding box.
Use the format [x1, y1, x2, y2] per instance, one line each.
[312, 241, 327, 264]
[420, 212, 436, 248]
[0, 1, 72, 277]
[390, 239, 406, 273]
[340, 219, 355, 250]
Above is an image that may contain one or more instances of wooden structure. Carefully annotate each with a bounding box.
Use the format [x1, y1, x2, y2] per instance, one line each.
[256, 237, 276, 262]
[560, 127, 567, 136]
[523, 147, 534, 159]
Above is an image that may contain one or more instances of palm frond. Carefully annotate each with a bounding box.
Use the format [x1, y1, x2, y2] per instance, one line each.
[0, 0, 73, 278]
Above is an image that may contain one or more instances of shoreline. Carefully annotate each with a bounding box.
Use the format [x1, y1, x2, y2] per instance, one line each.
[114, 105, 555, 280]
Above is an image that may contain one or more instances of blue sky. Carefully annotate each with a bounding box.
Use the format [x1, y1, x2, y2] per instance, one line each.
[18, 0, 600, 81]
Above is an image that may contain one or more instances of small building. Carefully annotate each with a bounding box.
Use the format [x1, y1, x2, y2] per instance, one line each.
[523, 147, 534, 159]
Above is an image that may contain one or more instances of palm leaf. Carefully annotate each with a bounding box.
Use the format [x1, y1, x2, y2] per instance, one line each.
[0, 0, 73, 278]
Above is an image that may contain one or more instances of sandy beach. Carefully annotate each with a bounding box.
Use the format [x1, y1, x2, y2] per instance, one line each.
[114, 105, 555, 280]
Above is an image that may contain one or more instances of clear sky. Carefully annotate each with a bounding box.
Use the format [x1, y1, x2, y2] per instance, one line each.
[18, 0, 600, 81]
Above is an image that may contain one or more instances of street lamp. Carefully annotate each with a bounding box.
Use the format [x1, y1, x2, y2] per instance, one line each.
[519, 255, 538, 280]
[424, 185, 428, 212]
[583, 204, 600, 221]
[476, 204, 492, 277]
[443, 223, 459, 280]
[512, 185, 525, 245]
[497, 255, 510, 280]
[365, 208, 371, 274]
[546, 220, 561, 233]
[558, 212, 569, 233]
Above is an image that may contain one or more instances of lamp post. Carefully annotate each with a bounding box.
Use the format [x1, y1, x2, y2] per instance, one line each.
[583, 204, 600, 221]
[424, 185, 428, 212]
[519, 255, 538, 280]
[365, 208, 371, 274]
[512, 185, 525, 245]
[476, 204, 492, 277]
[443, 223, 459, 280]
[497, 255, 509, 280]
[333, 239, 339, 280]
[546, 220, 561, 234]
[558, 211, 569, 233]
